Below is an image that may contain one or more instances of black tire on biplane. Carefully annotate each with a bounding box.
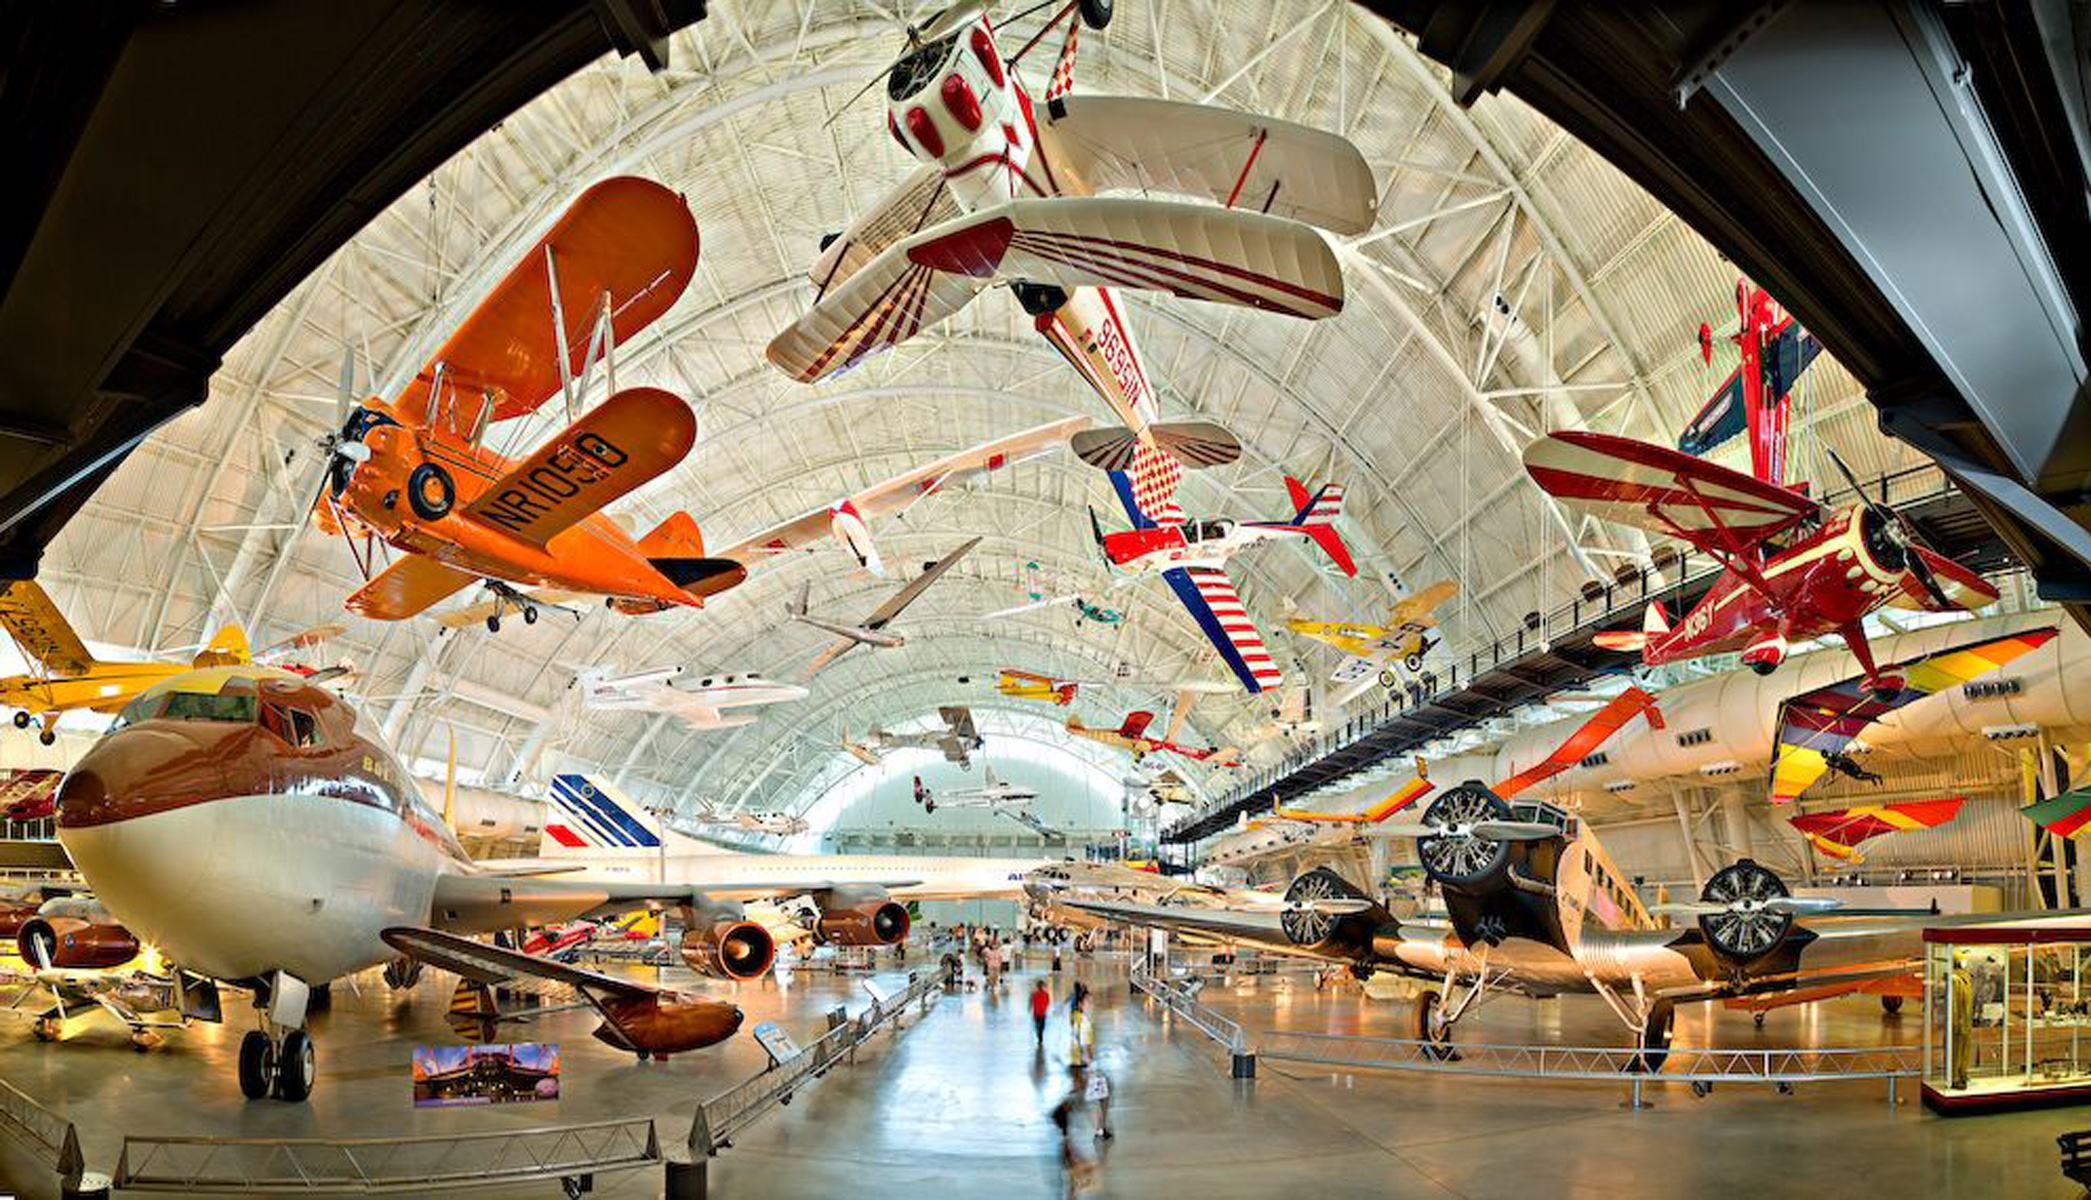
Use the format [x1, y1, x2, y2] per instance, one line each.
[1078, 0, 1114, 29]
[37, 730, 54, 746]
[406, 462, 455, 521]
[10, 711, 26, 728]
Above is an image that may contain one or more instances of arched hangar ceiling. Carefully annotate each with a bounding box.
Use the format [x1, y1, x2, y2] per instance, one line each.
[34, 0, 1929, 823]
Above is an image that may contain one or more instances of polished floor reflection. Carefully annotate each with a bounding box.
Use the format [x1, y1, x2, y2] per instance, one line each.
[1, 948, 2084, 1197]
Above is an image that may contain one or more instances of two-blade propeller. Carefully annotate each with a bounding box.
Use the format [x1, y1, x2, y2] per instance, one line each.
[1824, 446, 1953, 609]
[1649, 895, 1843, 919]
[1372, 819, 1558, 842]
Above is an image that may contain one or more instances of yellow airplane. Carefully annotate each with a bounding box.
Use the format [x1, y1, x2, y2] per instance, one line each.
[0, 581, 328, 744]
[1286, 580, 1458, 689]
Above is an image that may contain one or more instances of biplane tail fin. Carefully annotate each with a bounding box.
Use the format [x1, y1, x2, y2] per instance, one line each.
[638, 511, 745, 596]
[638, 511, 704, 557]
[1283, 477, 1356, 577]
[192, 625, 251, 668]
[1595, 602, 1670, 652]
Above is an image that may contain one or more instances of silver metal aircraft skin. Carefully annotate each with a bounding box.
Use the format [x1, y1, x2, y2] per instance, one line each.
[1070, 780, 2091, 1061]
[577, 666, 808, 732]
[844, 705, 983, 769]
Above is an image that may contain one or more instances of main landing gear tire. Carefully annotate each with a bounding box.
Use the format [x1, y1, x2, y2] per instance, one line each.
[1078, 0, 1113, 29]
[1881, 995, 1905, 1016]
[1404, 651, 1425, 673]
[486, 614, 501, 633]
[274, 1030, 315, 1102]
[1747, 660, 1776, 676]
[1627, 1000, 1676, 1074]
[522, 605, 538, 625]
[1411, 989, 1456, 1061]
[10, 711, 26, 728]
[37, 729, 53, 746]
[32, 1018, 59, 1042]
[406, 462, 455, 521]
[238, 1030, 274, 1100]
[1378, 669, 1398, 689]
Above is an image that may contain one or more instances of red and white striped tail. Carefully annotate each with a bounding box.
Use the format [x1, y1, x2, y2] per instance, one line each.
[1046, 23, 1080, 102]
[1300, 484, 1344, 526]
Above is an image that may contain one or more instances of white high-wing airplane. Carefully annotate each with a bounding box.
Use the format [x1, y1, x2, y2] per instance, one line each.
[789, 537, 979, 677]
[714, 417, 1086, 577]
[576, 666, 808, 732]
[844, 705, 983, 769]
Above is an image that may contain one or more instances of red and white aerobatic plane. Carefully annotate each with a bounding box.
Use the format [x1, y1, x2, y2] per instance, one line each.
[766, 0, 1376, 490]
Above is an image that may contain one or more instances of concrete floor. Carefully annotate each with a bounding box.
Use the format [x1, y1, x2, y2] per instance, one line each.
[1, 946, 2085, 1197]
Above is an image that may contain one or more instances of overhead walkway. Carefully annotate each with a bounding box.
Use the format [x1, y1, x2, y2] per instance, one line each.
[1162, 465, 2014, 845]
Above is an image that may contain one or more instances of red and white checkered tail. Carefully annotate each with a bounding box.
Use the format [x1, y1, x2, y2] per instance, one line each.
[1046, 22, 1080, 102]
[1130, 441, 1185, 527]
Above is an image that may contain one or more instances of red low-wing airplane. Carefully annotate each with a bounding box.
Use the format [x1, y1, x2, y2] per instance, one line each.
[314, 176, 746, 629]
[1523, 430, 1997, 696]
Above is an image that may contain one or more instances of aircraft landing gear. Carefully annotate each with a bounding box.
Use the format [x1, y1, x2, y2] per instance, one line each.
[130, 1029, 162, 1052]
[1410, 988, 1458, 1061]
[36, 714, 56, 746]
[239, 1025, 316, 1102]
[1626, 1000, 1676, 1074]
[32, 1017, 59, 1042]
[1880, 994, 1904, 1016]
[1077, 0, 1113, 29]
[11, 710, 27, 728]
[1753, 1011, 1767, 1029]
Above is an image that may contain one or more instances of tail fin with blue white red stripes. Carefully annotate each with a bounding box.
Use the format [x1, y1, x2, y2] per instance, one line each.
[539, 773, 727, 857]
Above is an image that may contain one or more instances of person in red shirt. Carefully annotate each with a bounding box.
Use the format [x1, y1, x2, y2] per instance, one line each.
[1030, 978, 1052, 1045]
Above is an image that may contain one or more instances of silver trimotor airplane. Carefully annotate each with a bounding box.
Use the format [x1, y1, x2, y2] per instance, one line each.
[1071, 777, 2091, 1067]
[789, 537, 979, 677]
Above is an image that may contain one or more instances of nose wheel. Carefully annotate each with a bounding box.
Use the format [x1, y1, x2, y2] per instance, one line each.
[239, 1027, 316, 1102]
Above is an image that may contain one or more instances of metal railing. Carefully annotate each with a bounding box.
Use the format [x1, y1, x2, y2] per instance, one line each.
[1131, 963, 1920, 1106]
[688, 969, 942, 1158]
[0, 1075, 92, 1193]
[1173, 461, 1972, 836]
[114, 1117, 661, 1194]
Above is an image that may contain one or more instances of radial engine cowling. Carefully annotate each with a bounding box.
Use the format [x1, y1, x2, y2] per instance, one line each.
[815, 885, 911, 946]
[680, 918, 777, 981]
[1696, 859, 1796, 963]
[18, 916, 139, 970]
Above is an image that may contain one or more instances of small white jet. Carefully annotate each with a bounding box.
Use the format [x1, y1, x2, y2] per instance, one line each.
[845, 705, 983, 769]
[577, 667, 809, 732]
[789, 537, 979, 677]
[912, 765, 1037, 813]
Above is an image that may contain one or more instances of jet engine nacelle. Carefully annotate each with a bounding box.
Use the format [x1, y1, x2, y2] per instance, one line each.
[814, 884, 911, 946]
[18, 916, 140, 970]
[680, 917, 777, 981]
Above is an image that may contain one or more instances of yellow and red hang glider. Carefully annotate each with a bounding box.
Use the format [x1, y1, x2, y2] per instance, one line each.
[313, 177, 743, 628]
[1788, 798, 1965, 864]
[0, 581, 300, 744]
[1767, 628, 2058, 805]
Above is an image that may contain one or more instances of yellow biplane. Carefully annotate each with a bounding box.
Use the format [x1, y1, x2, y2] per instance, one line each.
[1286, 580, 1457, 689]
[0, 582, 329, 743]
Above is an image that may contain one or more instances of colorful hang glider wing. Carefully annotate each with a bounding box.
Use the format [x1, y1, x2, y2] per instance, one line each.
[1493, 687, 1663, 801]
[0, 581, 95, 677]
[460, 388, 696, 548]
[394, 177, 699, 426]
[1522, 430, 1822, 555]
[1789, 798, 1964, 863]
[1768, 627, 2059, 804]
[2022, 787, 2091, 838]
[1160, 566, 1282, 694]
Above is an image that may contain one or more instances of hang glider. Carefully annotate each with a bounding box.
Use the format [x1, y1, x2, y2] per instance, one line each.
[1767, 627, 2058, 805]
[2023, 787, 2091, 839]
[1788, 799, 1964, 863]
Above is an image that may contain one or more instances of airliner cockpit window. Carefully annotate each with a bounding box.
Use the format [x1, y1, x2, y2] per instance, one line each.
[111, 692, 167, 729]
[160, 692, 258, 724]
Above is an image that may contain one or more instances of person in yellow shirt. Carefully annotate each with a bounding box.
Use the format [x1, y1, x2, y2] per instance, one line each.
[1948, 950, 1974, 1090]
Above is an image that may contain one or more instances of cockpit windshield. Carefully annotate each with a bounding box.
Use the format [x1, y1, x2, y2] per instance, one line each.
[160, 693, 257, 724]
[887, 32, 959, 101]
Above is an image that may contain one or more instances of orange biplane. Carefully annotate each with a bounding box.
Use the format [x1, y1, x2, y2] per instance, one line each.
[314, 177, 743, 630]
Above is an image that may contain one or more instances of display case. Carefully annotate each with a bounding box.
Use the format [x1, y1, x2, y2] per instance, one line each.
[1922, 926, 2091, 1113]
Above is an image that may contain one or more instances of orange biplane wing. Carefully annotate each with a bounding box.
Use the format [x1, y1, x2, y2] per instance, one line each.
[395, 177, 699, 428]
[347, 556, 481, 621]
[461, 387, 696, 548]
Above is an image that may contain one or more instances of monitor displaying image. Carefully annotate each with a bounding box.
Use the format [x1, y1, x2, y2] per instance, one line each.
[412, 1042, 561, 1107]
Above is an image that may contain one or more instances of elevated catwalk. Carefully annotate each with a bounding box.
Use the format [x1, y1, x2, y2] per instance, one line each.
[1, 949, 2076, 1197]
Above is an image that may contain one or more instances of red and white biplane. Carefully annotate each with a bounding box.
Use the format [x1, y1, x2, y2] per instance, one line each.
[766, 0, 1375, 490]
